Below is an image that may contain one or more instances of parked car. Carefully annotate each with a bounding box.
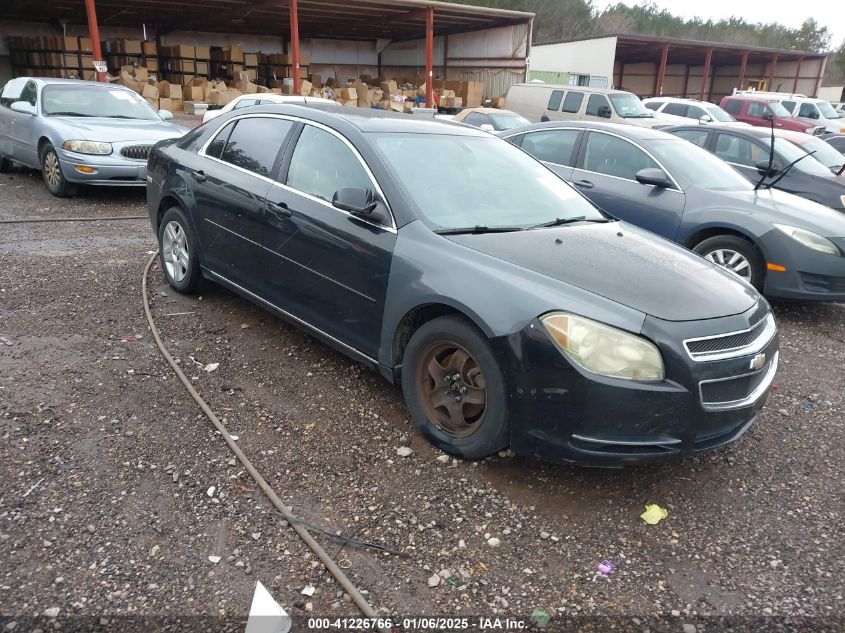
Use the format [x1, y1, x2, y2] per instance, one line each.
[749, 93, 845, 134]
[502, 120, 845, 300]
[201, 92, 335, 124]
[774, 129, 845, 174]
[822, 133, 845, 155]
[451, 107, 529, 132]
[0, 77, 188, 197]
[148, 104, 778, 466]
[506, 83, 665, 128]
[643, 97, 747, 127]
[720, 95, 826, 135]
[666, 124, 845, 211]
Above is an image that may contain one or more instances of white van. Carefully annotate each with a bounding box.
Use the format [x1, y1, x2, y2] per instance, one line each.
[505, 83, 665, 128]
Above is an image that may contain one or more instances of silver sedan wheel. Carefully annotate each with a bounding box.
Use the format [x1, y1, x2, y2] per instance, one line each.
[162, 221, 190, 283]
[704, 248, 752, 282]
[43, 151, 61, 189]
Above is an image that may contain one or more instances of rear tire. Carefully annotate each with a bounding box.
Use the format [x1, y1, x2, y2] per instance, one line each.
[158, 207, 201, 294]
[693, 235, 765, 292]
[401, 316, 509, 459]
[40, 143, 76, 197]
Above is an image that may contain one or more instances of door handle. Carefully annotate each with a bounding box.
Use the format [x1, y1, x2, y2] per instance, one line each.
[191, 170, 207, 183]
[266, 201, 292, 218]
[574, 179, 594, 189]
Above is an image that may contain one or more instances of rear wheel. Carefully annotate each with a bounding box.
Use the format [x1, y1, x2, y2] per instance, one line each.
[40, 143, 76, 197]
[693, 235, 765, 291]
[158, 207, 201, 294]
[401, 316, 509, 459]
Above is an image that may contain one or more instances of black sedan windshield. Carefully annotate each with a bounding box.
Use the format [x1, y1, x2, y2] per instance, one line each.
[42, 85, 160, 120]
[372, 133, 605, 229]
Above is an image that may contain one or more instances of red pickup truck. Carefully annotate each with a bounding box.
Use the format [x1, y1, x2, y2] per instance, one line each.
[720, 96, 826, 135]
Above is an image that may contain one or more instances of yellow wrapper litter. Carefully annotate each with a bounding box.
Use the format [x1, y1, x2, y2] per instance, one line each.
[640, 504, 668, 525]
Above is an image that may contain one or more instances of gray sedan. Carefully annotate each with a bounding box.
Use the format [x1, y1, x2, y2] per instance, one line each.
[0, 77, 188, 197]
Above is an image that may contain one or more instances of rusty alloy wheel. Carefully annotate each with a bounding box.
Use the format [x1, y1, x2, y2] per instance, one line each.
[416, 340, 488, 438]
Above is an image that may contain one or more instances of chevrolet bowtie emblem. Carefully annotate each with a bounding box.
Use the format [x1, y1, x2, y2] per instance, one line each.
[750, 353, 767, 371]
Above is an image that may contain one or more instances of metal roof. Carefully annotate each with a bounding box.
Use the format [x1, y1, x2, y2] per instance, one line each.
[536, 34, 827, 65]
[3, 0, 533, 41]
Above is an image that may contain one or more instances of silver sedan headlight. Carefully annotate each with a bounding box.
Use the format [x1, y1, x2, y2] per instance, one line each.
[773, 223, 840, 256]
[62, 140, 113, 155]
[540, 313, 665, 382]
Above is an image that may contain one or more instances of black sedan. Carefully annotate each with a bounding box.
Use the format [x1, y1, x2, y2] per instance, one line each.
[147, 105, 777, 466]
[665, 123, 845, 212]
[501, 121, 845, 301]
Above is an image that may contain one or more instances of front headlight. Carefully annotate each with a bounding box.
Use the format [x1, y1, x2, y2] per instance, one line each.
[540, 313, 665, 382]
[773, 223, 840, 256]
[62, 140, 112, 155]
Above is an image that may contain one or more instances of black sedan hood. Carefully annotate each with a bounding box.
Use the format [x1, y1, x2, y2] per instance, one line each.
[446, 222, 758, 322]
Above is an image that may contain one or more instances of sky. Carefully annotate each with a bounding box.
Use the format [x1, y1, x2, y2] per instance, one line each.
[594, 0, 845, 49]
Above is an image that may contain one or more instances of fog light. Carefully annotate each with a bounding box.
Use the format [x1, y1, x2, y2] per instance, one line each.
[74, 165, 96, 174]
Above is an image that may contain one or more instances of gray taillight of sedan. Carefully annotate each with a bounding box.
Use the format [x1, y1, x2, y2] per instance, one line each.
[146, 104, 778, 466]
[0, 77, 188, 197]
[502, 121, 845, 301]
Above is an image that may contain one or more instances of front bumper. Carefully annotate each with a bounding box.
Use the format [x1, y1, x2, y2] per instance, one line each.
[58, 147, 147, 186]
[759, 230, 845, 301]
[501, 302, 778, 466]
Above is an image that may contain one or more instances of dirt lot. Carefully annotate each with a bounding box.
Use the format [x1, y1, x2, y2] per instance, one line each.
[1, 153, 843, 632]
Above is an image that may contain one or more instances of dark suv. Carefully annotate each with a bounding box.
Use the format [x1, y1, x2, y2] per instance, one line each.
[721, 96, 825, 135]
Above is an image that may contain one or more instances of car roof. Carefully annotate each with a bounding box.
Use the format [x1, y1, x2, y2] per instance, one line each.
[460, 107, 520, 115]
[501, 119, 676, 141]
[232, 93, 335, 104]
[724, 94, 779, 104]
[644, 96, 718, 106]
[665, 123, 804, 140]
[509, 83, 632, 96]
[241, 103, 490, 136]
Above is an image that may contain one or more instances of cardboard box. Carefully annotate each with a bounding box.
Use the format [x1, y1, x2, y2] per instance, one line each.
[142, 83, 159, 99]
[224, 44, 244, 62]
[134, 67, 149, 82]
[195, 61, 208, 75]
[122, 40, 142, 54]
[147, 58, 158, 72]
[63, 36, 79, 51]
[172, 44, 195, 59]
[340, 87, 357, 101]
[142, 41, 157, 56]
[244, 53, 258, 66]
[388, 101, 404, 113]
[170, 99, 184, 112]
[186, 85, 204, 100]
[380, 80, 398, 95]
[440, 96, 463, 108]
[159, 97, 173, 112]
[145, 97, 159, 110]
[195, 46, 211, 59]
[308, 73, 322, 86]
[63, 53, 79, 68]
[78, 37, 92, 52]
[175, 59, 195, 73]
[491, 96, 506, 108]
[299, 79, 312, 96]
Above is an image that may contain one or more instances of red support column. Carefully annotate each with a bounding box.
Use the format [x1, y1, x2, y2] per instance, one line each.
[290, 0, 301, 94]
[653, 43, 669, 97]
[792, 57, 803, 93]
[737, 50, 749, 91]
[699, 47, 713, 100]
[83, 0, 104, 82]
[767, 53, 778, 91]
[425, 7, 434, 108]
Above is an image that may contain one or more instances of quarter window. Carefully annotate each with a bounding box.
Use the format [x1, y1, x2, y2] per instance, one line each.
[547, 90, 564, 111]
[521, 129, 580, 165]
[220, 117, 294, 177]
[286, 125, 373, 202]
[582, 132, 658, 180]
[781, 100, 796, 113]
[585, 94, 611, 117]
[562, 91, 584, 114]
[206, 121, 235, 159]
[643, 101, 661, 111]
[673, 129, 709, 147]
[714, 134, 768, 167]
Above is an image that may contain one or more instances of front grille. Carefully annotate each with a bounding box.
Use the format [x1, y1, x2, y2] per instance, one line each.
[701, 365, 771, 404]
[811, 127, 826, 136]
[685, 314, 775, 361]
[800, 272, 845, 294]
[121, 145, 152, 161]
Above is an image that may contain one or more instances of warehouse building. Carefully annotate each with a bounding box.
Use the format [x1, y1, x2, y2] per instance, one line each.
[0, 0, 533, 106]
[529, 34, 828, 102]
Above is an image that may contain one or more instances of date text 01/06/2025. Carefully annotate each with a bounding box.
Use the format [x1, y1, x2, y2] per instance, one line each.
[307, 617, 528, 630]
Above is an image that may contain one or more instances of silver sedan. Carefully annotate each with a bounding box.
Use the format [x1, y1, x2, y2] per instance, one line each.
[0, 77, 188, 197]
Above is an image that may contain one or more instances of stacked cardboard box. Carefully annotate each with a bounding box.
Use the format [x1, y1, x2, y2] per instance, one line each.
[116, 65, 191, 111]
[7, 35, 95, 79]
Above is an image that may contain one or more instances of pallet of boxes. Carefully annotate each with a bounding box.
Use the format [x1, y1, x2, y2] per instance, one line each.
[116, 65, 189, 114]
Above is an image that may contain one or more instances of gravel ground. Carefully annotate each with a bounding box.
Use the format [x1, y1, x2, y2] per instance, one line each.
[0, 144, 843, 633]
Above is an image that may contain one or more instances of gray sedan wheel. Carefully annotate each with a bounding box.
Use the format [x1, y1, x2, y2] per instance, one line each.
[40, 144, 76, 198]
[693, 235, 764, 291]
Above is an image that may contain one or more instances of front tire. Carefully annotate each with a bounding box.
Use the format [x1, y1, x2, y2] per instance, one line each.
[401, 316, 509, 459]
[40, 143, 76, 197]
[158, 207, 201, 294]
[693, 235, 765, 291]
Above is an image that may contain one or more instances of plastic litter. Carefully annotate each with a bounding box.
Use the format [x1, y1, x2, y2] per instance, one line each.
[204, 363, 220, 372]
[301, 585, 315, 596]
[596, 559, 617, 577]
[803, 402, 813, 411]
[530, 609, 551, 629]
[640, 504, 668, 525]
[208, 555, 221, 564]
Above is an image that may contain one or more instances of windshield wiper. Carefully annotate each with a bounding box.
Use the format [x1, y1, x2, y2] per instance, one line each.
[434, 225, 523, 235]
[763, 150, 816, 189]
[528, 216, 608, 230]
[47, 111, 94, 117]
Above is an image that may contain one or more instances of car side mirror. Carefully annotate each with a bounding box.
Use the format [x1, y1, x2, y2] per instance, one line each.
[755, 160, 779, 176]
[597, 105, 612, 119]
[761, 111, 773, 121]
[635, 168, 672, 188]
[10, 101, 36, 115]
[479, 123, 495, 132]
[699, 114, 712, 123]
[333, 187, 378, 215]
[159, 109, 174, 121]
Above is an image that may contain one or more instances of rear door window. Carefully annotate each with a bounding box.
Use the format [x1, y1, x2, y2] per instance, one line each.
[582, 132, 658, 180]
[220, 117, 294, 178]
[714, 134, 767, 167]
[781, 100, 797, 113]
[722, 99, 742, 115]
[562, 91, 584, 113]
[644, 101, 661, 111]
[687, 105, 706, 119]
[672, 129, 709, 147]
[520, 129, 580, 165]
[463, 112, 491, 127]
[585, 94, 610, 117]
[663, 103, 688, 117]
[547, 90, 564, 111]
